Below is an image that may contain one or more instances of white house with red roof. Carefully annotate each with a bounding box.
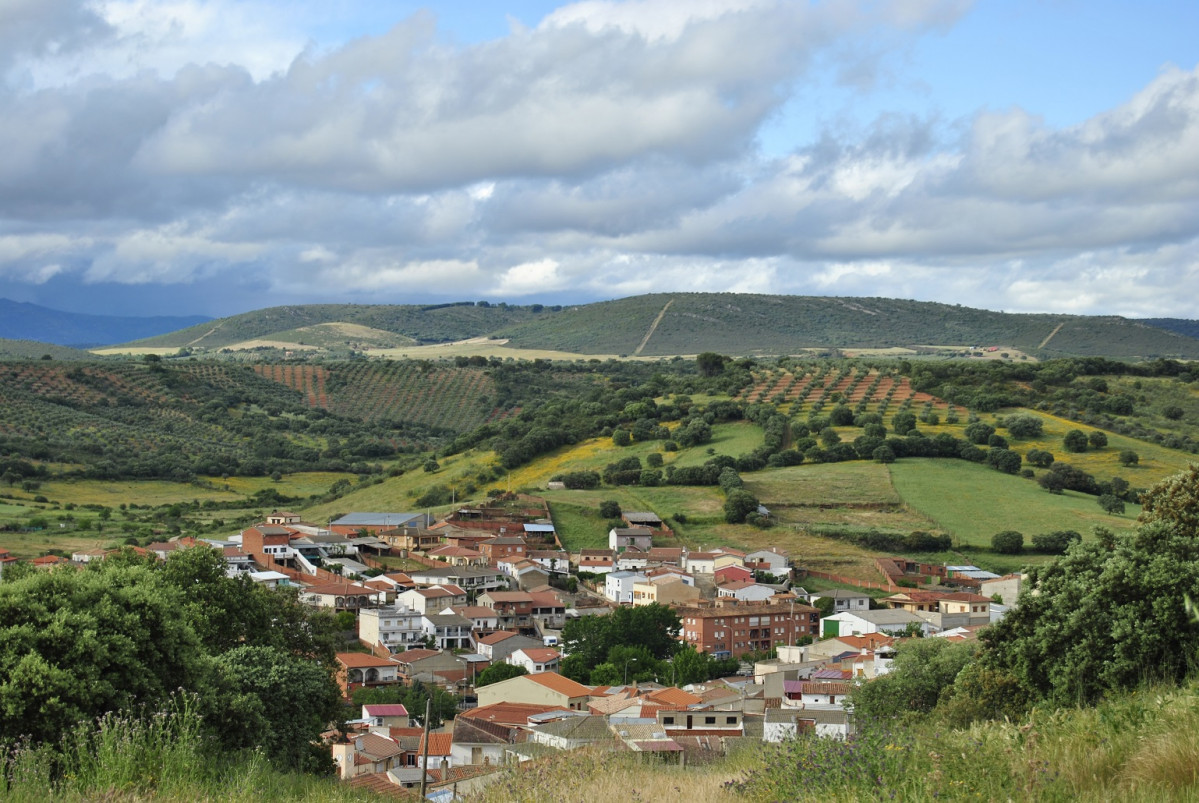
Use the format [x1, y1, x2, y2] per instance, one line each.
[507, 647, 561, 674]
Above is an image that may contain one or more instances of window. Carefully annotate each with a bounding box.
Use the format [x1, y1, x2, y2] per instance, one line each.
[663, 716, 675, 725]
[726, 716, 737, 725]
[704, 716, 716, 725]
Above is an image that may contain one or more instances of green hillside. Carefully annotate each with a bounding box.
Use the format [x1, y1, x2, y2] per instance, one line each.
[129, 301, 547, 350]
[0, 338, 104, 361]
[113, 294, 1199, 360]
[496, 293, 1199, 359]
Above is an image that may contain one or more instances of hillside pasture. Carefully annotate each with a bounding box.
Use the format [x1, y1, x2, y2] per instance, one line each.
[890, 458, 1139, 546]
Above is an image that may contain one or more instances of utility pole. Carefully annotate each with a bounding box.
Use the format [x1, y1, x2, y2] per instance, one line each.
[418, 697, 432, 799]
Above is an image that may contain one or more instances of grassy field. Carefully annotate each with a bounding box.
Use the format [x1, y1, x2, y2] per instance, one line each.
[890, 458, 1140, 546]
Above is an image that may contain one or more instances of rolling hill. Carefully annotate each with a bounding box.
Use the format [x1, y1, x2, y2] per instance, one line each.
[116, 294, 1199, 360]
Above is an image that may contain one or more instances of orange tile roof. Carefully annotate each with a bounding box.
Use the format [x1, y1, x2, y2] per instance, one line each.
[527, 672, 592, 698]
[645, 687, 704, 707]
[460, 701, 571, 725]
[418, 732, 453, 755]
[337, 653, 398, 669]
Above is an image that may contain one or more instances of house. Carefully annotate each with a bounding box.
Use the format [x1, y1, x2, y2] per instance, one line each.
[529, 590, 567, 630]
[657, 707, 744, 736]
[428, 545, 486, 567]
[615, 547, 650, 571]
[812, 589, 872, 613]
[416, 733, 454, 769]
[398, 585, 469, 615]
[522, 522, 557, 541]
[604, 571, 647, 604]
[476, 672, 594, 711]
[745, 547, 789, 573]
[528, 549, 570, 575]
[981, 573, 1023, 606]
[332, 732, 406, 779]
[764, 707, 852, 742]
[479, 536, 528, 564]
[646, 547, 684, 566]
[421, 610, 474, 650]
[820, 609, 931, 638]
[337, 653, 400, 693]
[240, 525, 296, 560]
[783, 680, 851, 708]
[391, 649, 468, 686]
[608, 527, 654, 553]
[632, 575, 701, 607]
[527, 714, 614, 750]
[301, 582, 383, 611]
[508, 647, 561, 674]
[498, 558, 550, 590]
[450, 716, 522, 767]
[248, 569, 291, 589]
[477, 591, 536, 630]
[407, 566, 507, 594]
[377, 526, 444, 552]
[683, 551, 717, 574]
[677, 599, 820, 660]
[362, 704, 409, 728]
[329, 512, 430, 536]
[474, 631, 543, 663]
[714, 564, 755, 586]
[717, 581, 776, 602]
[451, 605, 501, 633]
[577, 549, 615, 574]
[358, 603, 426, 653]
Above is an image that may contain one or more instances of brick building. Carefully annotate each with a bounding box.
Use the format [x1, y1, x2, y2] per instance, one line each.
[676, 598, 819, 660]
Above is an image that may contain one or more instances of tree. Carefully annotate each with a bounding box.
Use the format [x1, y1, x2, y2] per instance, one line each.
[423, 458, 440, 473]
[985, 448, 1022, 474]
[1088, 430, 1108, 449]
[210, 645, 342, 771]
[982, 501, 1199, 705]
[1026, 449, 1055, 469]
[1163, 405, 1185, 420]
[612, 429, 632, 447]
[599, 500, 622, 519]
[1097, 494, 1125, 515]
[849, 639, 977, 721]
[723, 490, 760, 524]
[1004, 414, 1044, 439]
[1031, 530, 1081, 555]
[475, 663, 528, 687]
[1138, 463, 1199, 532]
[1118, 449, 1139, 467]
[964, 422, 995, 444]
[560, 604, 681, 682]
[696, 352, 727, 377]
[1063, 429, 1089, 453]
[991, 530, 1024, 554]
[872, 444, 896, 464]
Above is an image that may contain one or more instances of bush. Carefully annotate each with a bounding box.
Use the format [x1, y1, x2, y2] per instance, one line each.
[1118, 449, 1139, 467]
[1031, 530, 1081, 554]
[1004, 414, 1044, 439]
[1063, 430, 1089, 453]
[723, 490, 759, 524]
[1088, 430, 1108, 449]
[1097, 494, 1125, 515]
[1026, 449, 1055, 468]
[599, 500, 622, 519]
[645, 452, 663, 468]
[991, 530, 1024, 554]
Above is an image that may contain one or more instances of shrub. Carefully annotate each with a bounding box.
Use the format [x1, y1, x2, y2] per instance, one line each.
[991, 530, 1024, 554]
[1031, 530, 1081, 554]
[1118, 449, 1139, 467]
[1063, 430, 1089, 453]
[1088, 430, 1108, 449]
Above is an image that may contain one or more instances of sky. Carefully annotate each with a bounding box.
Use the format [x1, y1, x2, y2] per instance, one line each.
[1, 0, 1198, 319]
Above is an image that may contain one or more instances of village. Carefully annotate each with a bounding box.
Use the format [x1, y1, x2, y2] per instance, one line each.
[10, 492, 1019, 798]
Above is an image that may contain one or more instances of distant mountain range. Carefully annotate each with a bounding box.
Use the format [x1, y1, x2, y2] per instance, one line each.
[3, 294, 1198, 360]
[0, 299, 211, 348]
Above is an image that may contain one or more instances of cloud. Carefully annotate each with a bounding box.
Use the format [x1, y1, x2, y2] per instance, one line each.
[0, 1, 1197, 322]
